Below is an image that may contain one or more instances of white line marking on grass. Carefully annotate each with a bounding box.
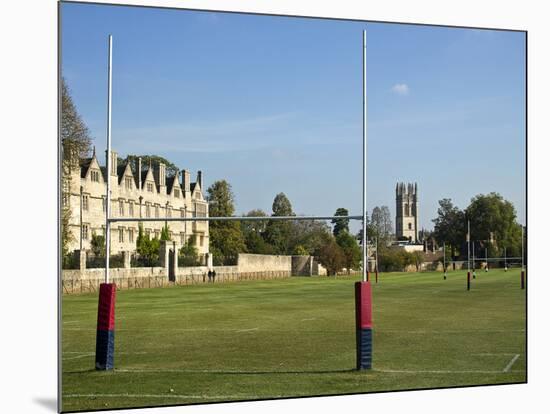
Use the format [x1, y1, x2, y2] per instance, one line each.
[474, 353, 519, 356]
[236, 327, 259, 333]
[503, 354, 520, 372]
[301, 318, 316, 321]
[375, 369, 519, 374]
[63, 353, 95, 360]
[150, 312, 167, 316]
[382, 330, 525, 334]
[64, 393, 269, 399]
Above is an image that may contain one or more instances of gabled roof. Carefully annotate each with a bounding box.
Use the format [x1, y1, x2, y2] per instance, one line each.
[118, 162, 136, 186]
[166, 175, 181, 194]
[79, 158, 92, 178]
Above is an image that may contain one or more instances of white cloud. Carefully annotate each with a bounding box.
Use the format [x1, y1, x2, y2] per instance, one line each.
[391, 83, 410, 96]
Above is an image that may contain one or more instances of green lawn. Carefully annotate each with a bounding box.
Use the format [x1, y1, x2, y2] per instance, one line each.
[61, 268, 526, 412]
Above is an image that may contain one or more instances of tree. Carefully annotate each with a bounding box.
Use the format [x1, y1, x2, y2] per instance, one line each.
[126, 155, 179, 177]
[465, 193, 522, 257]
[91, 232, 106, 257]
[241, 209, 274, 254]
[288, 220, 333, 255]
[207, 180, 246, 263]
[315, 239, 345, 276]
[336, 231, 362, 274]
[293, 245, 309, 256]
[272, 193, 294, 216]
[179, 235, 200, 266]
[370, 207, 383, 239]
[264, 193, 294, 254]
[61, 78, 92, 259]
[136, 223, 161, 266]
[432, 199, 466, 258]
[380, 206, 394, 239]
[370, 205, 394, 241]
[331, 208, 349, 237]
[160, 224, 171, 241]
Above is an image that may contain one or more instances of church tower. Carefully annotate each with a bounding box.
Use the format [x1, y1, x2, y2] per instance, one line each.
[395, 182, 419, 243]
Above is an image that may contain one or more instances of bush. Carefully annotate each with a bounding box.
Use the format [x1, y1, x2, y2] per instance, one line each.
[86, 253, 124, 269]
[378, 248, 417, 272]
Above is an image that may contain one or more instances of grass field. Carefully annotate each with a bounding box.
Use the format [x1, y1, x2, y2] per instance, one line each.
[61, 268, 526, 412]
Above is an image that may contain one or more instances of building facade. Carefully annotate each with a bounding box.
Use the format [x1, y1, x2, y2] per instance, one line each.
[395, 182, 419, 243]
[63, 149, 209, 259]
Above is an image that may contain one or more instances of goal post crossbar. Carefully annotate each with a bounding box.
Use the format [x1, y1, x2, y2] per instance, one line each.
[107, 215, 364, 223]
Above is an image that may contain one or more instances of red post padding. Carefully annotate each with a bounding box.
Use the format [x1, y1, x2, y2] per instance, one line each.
[355, 281, 373, 329]
[97, 283, 117, 331]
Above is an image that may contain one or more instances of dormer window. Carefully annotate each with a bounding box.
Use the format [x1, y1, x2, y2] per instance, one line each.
[125, 177, 133, 190]
[147, 182, 154, 192]
[174, 188, 180, 198]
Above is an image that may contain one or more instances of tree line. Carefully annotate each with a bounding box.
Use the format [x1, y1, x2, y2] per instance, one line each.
[432, 194, 524, 260]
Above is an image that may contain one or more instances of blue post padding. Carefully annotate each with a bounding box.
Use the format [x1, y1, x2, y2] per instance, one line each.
[356, 328, 372, 370]
[95, 329, 115, 370]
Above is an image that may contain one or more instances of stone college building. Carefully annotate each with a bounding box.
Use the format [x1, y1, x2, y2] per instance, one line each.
[64, 149, 210, 261]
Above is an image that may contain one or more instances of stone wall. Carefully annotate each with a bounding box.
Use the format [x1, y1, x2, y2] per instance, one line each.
[237, 253, 292, 273]
[61, 252, 328, 294]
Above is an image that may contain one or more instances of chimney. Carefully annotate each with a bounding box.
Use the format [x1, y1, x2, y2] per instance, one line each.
[197, 170, 203, 189]
[138, 157, 142, 190]
[106, 150, 118, 176]
[159, 162, 166, 187]
[182, 169, 191, 195]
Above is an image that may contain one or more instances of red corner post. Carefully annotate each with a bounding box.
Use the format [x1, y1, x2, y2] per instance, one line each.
[355, 281, 373, 370]
[95, 283, 116, 370]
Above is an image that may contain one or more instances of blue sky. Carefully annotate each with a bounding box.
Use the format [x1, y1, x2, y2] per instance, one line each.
[61, 3, 526, 230]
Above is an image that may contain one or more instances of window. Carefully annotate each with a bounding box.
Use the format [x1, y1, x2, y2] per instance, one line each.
[102, 197, 106, 212]
[145, 228, 151, 237]
[82, 195, 89, 211]
[81, 224, 89, 240]
[200, 235, 204, 247]
[180, 208, 185, 218]
[194, 202, 207, 218]
[125, 177, 133, 190]
[174, 188, 180, 198]
[405, 204, 409, 216]
[154, 230, 160, 239]
[119, 227, 124, 242]
[119, 200, 124, 216]
[180, 233, 185, 245]
[129, 201, 134, 217]
[128, 228, 134, 243]
[408, 223, 412, 230]
[147, 182, 154, 192]
[145, 203, 151, 218]
[91, 170, 100, 182]
[155, 205, 159, 218]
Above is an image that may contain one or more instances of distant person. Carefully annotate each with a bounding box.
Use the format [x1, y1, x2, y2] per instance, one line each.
[203, 271, 207, 283]
[208, 270, 212, 283]
[212, 270, 217, 283]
